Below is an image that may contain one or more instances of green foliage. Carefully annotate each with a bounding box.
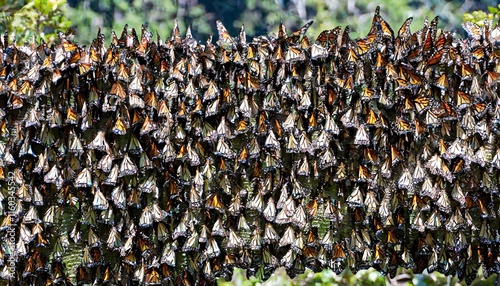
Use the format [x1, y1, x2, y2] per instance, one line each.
[0, 0, 71, 44]
[463, 4, 500, 26]
[231, 0, 465, 41]
[60, 0, 470, 46]
[217, 268, 262, 286]
[217, 267, 496, 286]
[62, 0, 211, 45]
[0, 0, 492, 46]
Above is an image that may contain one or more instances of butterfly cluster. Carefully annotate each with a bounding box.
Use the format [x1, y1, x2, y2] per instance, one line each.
[0, 7, 500, 285]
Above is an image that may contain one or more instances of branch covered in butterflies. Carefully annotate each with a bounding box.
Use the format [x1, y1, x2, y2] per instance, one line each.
[0, 6, 500, 284]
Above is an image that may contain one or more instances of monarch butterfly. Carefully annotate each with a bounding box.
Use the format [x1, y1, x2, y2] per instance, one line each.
[456, 90, 472, 109]
[74, 167, 92, 188]
[62, 40, 78, 54]
[432, 74, 447, 90]
[397, 17, 413, 39]
[315, 28, 336, 47]
[411, 95, 430, 114]
[361, 87, 375, 101]
[216, 20, 234, 46]
[285, 46, 305, 62]
[356, 34, 376, 55]
[462, 21, 483, 42]
[170, 18, 182, 46]
[370, 6, 394, 38]
[485, 70, 500, 87]
[396, 117, 412, 134]
[104, 48, 118, 68]
[354, 124, 370, 146]
[286, 20, 313, 45]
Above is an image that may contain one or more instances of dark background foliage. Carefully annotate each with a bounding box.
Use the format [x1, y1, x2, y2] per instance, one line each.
[0, 0, 496, 45]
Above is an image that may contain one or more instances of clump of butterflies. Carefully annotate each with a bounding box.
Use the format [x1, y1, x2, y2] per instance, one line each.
[0, 5, 500, 285]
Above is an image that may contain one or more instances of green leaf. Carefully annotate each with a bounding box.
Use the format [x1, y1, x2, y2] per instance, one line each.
[471, 273, 498, 286]
[262, 267, 293, 286]
[488, 6, 498, 14]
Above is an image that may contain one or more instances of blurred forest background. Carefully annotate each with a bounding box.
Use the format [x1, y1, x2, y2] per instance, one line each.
[0, 0, 498, 45]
